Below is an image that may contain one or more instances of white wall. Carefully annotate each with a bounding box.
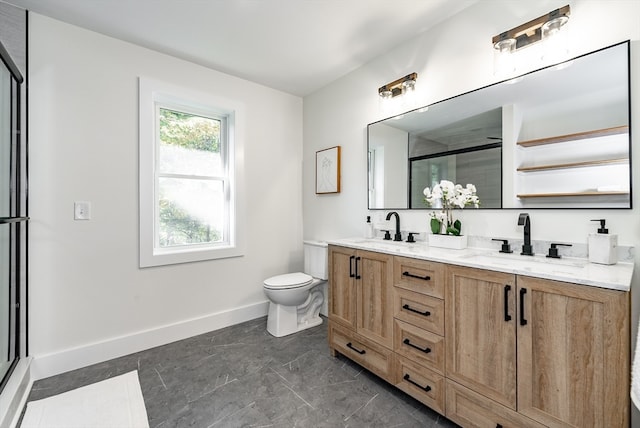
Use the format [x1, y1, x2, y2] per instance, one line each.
[28, 14, 303, 378]
[305, 0, 640, 241]
[303, 0, 640, 422]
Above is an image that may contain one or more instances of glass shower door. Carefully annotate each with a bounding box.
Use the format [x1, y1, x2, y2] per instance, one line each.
[0, 40, 25, 389]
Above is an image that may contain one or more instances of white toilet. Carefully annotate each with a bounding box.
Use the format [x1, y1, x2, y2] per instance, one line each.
[263, 241, 328, 337]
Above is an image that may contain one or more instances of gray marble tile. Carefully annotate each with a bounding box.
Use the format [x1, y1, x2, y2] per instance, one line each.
[21, 317, 459, 427]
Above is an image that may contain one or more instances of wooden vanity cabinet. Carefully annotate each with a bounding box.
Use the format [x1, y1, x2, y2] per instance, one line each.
[329, 246, 630, 428]
[392, 256, 447, 412]
[445, 266, 630, 428]
[516, 275, 630, 427]
[328, 245, 394, 379]
[445, 265, 517, 409]
[327, 245, 357, 329]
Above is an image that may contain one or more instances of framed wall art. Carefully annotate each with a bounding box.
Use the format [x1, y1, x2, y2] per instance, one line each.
[316, 146, 341, 194]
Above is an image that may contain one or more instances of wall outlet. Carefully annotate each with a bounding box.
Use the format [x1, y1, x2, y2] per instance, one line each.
[74, 201, 91, 220]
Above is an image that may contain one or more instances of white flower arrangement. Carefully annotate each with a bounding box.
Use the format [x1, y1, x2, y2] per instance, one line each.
[423, 180, 480, 235]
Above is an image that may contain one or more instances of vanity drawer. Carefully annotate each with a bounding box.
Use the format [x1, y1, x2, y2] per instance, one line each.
[328, 320, 393, 382]
[446, 380, 545, 428]
[394, 355, 445, 415]
[394, 256, 444, 298]
[393, 319, 444, 373]
[394, 287, 444, 335]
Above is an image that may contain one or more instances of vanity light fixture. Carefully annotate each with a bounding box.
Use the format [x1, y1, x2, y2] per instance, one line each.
[378, 73, 417, 99]
[492, 5, 570, 53]
[493, 5, 570, 76]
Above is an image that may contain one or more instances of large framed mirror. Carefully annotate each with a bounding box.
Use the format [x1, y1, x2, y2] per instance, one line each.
[367, 41, 631, 209]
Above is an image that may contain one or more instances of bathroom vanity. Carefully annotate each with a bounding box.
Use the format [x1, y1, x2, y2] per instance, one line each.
[327, 239, 632, 428]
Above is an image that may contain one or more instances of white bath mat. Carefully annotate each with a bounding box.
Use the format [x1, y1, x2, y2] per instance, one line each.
[22, 370, 149, 428]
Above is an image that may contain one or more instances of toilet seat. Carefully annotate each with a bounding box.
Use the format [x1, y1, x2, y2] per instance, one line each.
[263, 272, 313, 290]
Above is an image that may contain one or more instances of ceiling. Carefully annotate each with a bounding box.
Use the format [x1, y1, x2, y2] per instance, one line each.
[5, 0, 478, 96]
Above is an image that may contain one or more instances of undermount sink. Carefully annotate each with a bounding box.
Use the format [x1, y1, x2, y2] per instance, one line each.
[350, 238, 414, 245]
[458, 251, 588, 268]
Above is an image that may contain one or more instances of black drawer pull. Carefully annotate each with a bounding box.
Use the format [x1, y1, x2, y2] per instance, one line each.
[402, 304, 431, 317]
[355, 257, 361, 280]
[403, 271, 430, 281]
[504, 285, 512, 322]
[403, 373, 431, 392]
[520, 288, 527, 326]
[346, 342, 366, 355]
[403, 338, 431, 354]
[496, 425, 503, 428]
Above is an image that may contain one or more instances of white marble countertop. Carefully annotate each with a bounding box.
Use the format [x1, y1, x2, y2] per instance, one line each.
[327, 237, 634, 292]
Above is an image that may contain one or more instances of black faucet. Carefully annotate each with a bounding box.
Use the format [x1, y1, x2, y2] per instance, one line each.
[386, 211, 402, 241]
[518, 213, 534, 256]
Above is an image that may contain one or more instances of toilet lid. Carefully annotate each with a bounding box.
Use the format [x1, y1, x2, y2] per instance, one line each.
[264, 272, 313, 289]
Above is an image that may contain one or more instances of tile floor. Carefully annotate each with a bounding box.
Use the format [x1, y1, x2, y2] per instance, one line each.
[22, 317, 459, 427]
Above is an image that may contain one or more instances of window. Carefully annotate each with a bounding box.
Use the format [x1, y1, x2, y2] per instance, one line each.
[139, 78, 244, 267]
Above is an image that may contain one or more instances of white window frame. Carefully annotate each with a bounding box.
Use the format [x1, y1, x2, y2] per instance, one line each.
[139, 77, 244, 267]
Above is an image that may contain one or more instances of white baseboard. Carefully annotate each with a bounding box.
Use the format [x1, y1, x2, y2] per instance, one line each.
[31, 301, 269, 381]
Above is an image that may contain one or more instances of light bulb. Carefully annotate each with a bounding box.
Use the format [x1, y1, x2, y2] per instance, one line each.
[541, 15, 569, 66]
[493, 38, 517, 79]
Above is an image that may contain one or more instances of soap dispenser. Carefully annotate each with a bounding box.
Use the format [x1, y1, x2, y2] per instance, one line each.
[365, 216, 374, 239]
[588, 219, 618, 265]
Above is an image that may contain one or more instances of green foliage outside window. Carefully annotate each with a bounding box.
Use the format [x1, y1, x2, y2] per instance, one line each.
[159, 109, 220, 153]
[158, 108, 222, 247]
[158, 198, 220, 246]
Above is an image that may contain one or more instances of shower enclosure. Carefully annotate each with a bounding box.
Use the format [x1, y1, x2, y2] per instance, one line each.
[0, 38, 26, 390]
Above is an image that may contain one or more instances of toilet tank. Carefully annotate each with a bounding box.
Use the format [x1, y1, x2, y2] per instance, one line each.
[303, 241, 328, 280]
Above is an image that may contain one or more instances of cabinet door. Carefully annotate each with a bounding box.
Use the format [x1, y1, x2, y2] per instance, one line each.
[517, 276, 630, 427]
[446, 265, 517, 409]
[328, 246, 356, 329]
[356, 250, 394, 348]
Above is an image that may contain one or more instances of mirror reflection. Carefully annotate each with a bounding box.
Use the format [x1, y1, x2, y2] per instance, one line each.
[367, 41, 630, 210]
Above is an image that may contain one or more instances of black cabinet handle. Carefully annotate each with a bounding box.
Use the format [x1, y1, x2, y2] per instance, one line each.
[349, 255, 355, 278]
[403, 271, 430, 281]
[403, 338, 431, 354]
[402, 304, 431, 317]
[520, 288, 527, 326]
[355, 257, 361, 279]
[346, 342, 365, 355]
[496, 424, 503, 428]
[504, 285, 512, 322]
[403, 374, 431, 392]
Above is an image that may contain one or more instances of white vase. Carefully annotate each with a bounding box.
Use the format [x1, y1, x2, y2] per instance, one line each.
[428, 234, 468, 250]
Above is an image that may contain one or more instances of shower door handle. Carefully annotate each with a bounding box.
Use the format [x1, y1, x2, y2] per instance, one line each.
[0, 217, 29, 224]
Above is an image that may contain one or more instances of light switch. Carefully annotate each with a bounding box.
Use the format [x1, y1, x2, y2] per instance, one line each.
[74, 201, 91, 220]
